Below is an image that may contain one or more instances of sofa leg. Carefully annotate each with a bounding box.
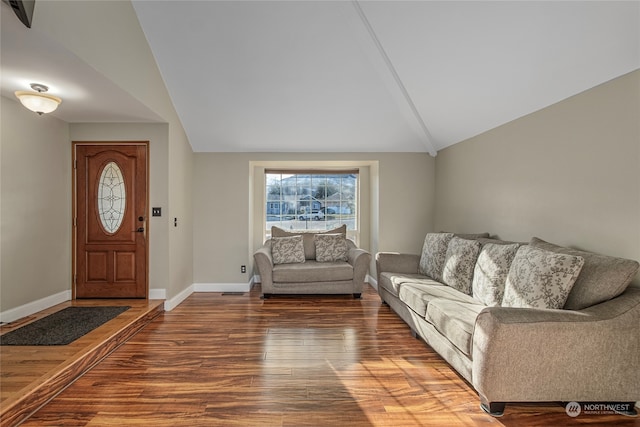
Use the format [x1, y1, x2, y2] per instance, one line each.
[480, 397, 505, 417]
[353, 293, 361, 299]
[410, 329, 418, 339]
[261, 293, 272, 299]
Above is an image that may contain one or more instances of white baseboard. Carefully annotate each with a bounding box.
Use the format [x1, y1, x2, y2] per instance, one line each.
[1, 274, 348, 320]
[0, 290, 71, 324]
[367, 274, 378, 290]
[161, 279, 255, 312]
[164, 285, 194, 312]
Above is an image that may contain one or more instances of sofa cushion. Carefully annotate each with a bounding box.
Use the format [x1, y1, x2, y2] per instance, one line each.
[272, 260, 353, 283]
[530, 237, 640, 310]
[418, 233, 454, 280]
[442, 237, 482, 295]
[272, 225, 347, 260]
[472, 243, 521, 306]
[425, 299, 485, 357]
[502, 245, 585, 309]
[399, 282, 477, 318]
[272, 235, 305, 265]
[315, 233, 348, 262]
[378, 273, 438, 298]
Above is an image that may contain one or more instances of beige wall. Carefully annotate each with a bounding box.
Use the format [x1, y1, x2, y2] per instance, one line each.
[435, 70, 640, 284]
[35, 0, 196, 301]
[167, 124, 194, 299]
[1, 97, 71, 311]
[34, 1, 171, 119]
[1, 115, 192, 315]
[193, 152, 435, 286]
[377, 153, 436, 253]
[10, 0, 634, 310]
[1, 0, 199, 311]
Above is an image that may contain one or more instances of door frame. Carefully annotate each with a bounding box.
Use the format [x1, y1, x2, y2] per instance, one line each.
[72, 141, 150, 299]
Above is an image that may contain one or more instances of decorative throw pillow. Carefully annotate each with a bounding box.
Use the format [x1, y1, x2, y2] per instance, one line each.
[442, 237, 482, 295]
[502, 245, 585, 309]
[472, 243, 520, 306]
[530, 237, 640, 310]
[315, 233, 348, 262]
[271, 235, 305, 265]
[418, 233, 454, 280]
[271, 225, 347, 259]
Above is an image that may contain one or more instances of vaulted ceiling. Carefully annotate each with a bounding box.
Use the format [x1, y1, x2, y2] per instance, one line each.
[2, 1, 639, 154]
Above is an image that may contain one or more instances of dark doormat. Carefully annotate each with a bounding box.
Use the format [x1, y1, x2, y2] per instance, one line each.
[0, 306, 130, 346]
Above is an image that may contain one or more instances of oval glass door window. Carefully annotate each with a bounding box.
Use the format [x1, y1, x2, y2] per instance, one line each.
[98, 161, 126, 233]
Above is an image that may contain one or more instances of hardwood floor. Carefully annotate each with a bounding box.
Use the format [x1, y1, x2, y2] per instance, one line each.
[3, 286, 638, 426]
[0, 299, 164, 427]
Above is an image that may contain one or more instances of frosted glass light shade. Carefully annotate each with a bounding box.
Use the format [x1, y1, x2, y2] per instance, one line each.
[14, 91, 62, 114]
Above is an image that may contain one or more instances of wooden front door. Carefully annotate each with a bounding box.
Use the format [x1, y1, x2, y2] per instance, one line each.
[74, 143, 148, 298]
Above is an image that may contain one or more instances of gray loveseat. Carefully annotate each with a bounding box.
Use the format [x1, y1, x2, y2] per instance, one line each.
[376, 233, 640, 416]
[254, 225, 371, 298]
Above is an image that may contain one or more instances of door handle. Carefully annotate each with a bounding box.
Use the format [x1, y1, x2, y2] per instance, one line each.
[137, 215, 147, 239]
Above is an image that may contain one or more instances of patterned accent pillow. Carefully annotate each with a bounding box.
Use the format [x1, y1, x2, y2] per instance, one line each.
[271, 225, 347, 259]
[442, 237, 482, 295]
[472, 243, 521, 306]
[530, 237, 640, 310]
[271, 235, 305, 265]
[502, 245, 585, 309]
[314, 233, 348, 262]
[418, 233, 454, 280]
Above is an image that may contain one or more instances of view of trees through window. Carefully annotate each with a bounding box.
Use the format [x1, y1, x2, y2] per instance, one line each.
[266, 171, 358, 233]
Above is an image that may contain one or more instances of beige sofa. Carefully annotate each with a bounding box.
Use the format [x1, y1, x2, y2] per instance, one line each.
[254, 225, 371, 298]
[376, 233, 640, 416]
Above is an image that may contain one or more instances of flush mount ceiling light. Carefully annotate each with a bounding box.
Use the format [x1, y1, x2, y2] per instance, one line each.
[14, 83, 62, 115]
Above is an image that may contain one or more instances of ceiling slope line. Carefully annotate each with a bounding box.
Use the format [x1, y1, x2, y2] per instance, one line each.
[352, 1, 437, 157]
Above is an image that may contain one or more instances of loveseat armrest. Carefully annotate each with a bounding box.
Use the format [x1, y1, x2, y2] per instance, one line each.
[472, 287, 640, 406]
[253, 242, 274, 293]
[349, 248, 372, 294]
[347, 248, 370, 266]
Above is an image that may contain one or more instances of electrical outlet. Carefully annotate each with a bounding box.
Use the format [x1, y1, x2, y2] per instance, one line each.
[241, 265, 246, 274]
